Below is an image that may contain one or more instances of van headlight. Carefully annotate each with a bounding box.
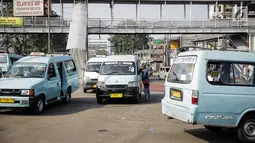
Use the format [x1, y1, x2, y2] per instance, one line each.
[84, 76, 90, 81]
[21, 89, 34, 96]
[97, 81, 105, 88]
[128, 81, 138, 87]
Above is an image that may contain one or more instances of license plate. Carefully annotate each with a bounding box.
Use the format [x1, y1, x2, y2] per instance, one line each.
[0, 98, 14, 103]
[170, 89, 182, 101]
[110, 93, 123, 98]
[173, 91, 181, 98]
[93, 84, 97, 88]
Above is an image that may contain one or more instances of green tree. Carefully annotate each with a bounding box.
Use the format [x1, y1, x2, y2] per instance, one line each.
[108, 20, 152, 54]
[96, 49, 108, 55]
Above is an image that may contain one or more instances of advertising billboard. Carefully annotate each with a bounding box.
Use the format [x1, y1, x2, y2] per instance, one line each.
[0, 17, 23, 27]
[13, 0, 44, 16]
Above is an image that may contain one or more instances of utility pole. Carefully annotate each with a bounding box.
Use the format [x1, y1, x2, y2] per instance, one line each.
[47, 0, 51, 53]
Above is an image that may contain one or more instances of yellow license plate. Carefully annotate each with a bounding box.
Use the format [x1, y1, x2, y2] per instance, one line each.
[172, 91, 181, 98]
[93, 84, 97, 88]
[0, 98, 14, 103]
[110, 93, 123, 98]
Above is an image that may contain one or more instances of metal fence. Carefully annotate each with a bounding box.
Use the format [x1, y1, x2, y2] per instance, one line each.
[11, 17, 255, 29]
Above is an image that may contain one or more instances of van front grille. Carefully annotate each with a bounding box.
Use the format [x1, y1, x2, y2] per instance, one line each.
[0, 89, 21, 96]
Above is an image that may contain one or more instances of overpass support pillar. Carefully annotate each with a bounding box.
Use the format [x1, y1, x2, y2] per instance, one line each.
[249, 33, 255, 51]
[110, 0, 114, 23]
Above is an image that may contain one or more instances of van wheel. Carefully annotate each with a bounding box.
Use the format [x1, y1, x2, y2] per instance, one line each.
[237, 114, 255, 142]
[204, 125, 223, 132]
[32, 97, 45, 115]
[62, 89, 71, 104]
[96, 95, 103, 104]
[83, 89, 87, 93]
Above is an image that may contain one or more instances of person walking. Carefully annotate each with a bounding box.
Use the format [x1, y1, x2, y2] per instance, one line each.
[141, 65, 151, 102]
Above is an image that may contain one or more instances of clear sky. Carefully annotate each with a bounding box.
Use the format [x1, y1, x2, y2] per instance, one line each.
[52, 3, 209, 39]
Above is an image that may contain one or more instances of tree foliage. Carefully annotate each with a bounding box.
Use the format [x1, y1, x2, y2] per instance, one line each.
[0, 2, 67, 55]
[109, 20, 152, 54]
[96, 49, 108, 55]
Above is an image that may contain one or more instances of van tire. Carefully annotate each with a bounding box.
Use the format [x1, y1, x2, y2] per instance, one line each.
[204, 125, 223, 132]
[83, 89, 87, 93]
[237, 114, 255, 142]
[62, 89, 71, 104]
[96, 95, 103, 104]
[32, 96, 45, 115]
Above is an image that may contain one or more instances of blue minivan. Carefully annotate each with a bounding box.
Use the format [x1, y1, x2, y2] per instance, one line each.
[162, 47, 255, 142]
[0, 52, 79, 114]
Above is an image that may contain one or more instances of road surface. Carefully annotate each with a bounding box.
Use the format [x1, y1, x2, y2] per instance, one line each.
[0, 79, 241, 143]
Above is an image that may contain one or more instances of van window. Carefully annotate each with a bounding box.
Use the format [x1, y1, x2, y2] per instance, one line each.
[0, 55, 6, 63]
[48, 63, 56, 78]
[100, 61, 136, 75]
[167, 56, 197, 84]
[86, 62, 101, 72]
[4, 63, 46, 78]
[207, 61, 255, 86]
[10, 57, 19, 64]
[166, 68, 170, 72]
[64, 60, 76, 73]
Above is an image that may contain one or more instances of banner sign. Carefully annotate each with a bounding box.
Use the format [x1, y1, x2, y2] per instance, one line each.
[0, 17, 23, 27]
[13, 0, 44, 16]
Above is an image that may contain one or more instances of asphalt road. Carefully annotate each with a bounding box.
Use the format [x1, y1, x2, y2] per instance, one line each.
[0, 80, 242, 143]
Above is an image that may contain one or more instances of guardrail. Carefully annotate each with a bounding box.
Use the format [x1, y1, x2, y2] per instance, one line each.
[8, 17, 255, 28]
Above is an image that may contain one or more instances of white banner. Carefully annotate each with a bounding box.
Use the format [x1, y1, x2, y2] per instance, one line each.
[13, 0, 44, 16]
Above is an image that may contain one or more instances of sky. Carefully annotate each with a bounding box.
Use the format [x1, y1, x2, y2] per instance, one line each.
[52, 3, 209, 40]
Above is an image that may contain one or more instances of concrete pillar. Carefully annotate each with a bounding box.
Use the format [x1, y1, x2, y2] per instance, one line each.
[60, 0, 64, 26]
[66, 2, 88, 78]
[249, 33, 255, 51]
[110, 0, 114, 22]
[138, 0, 141, 20]
[216, 1, 218, 19]
[184, 3, 186, 19]
[160, 3, 162, 20]
[136, 2, 138, 20]
[207, 3, 209, 19]
[190, 1, 192, 19]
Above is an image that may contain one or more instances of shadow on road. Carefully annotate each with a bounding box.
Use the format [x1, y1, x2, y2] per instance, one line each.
[184, 128, 242, 143]
[102, 93, 164, 105]
[0, 96, 105, 116]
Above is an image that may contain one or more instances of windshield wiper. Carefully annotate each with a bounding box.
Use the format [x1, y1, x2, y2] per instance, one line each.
[104, 71, 120, 75]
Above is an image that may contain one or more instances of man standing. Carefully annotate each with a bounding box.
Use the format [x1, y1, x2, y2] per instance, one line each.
[141, 65, 151, 102]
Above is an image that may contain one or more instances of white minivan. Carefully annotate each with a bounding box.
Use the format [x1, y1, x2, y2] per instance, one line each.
[83, 56, 105, 93]
[96, 55, 142, 104]
[158, 66, 171, 80]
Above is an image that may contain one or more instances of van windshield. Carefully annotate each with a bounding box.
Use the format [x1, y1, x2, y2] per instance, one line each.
[167, 56, 197, 84]
[4, 62, 47, 78]
[0, 55, 7, 63]
[100, 61, 136, 75]
[86, 62, 102, 72]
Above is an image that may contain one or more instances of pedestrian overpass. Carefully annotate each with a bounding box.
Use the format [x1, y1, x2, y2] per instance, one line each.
[0, 17, 254, 34]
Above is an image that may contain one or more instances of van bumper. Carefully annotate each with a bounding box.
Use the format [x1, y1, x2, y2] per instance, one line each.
[84, 81, 98, 90]
[96, 87, 139, 99]
[162, 98, 197, 124]
[0, 96, 38, 108]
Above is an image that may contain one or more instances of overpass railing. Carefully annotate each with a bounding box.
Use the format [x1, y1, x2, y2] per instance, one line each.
[7, 17, 255, 28]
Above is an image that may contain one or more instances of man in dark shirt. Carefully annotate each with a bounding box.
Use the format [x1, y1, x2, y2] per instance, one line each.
[141, 65, 151, 102]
